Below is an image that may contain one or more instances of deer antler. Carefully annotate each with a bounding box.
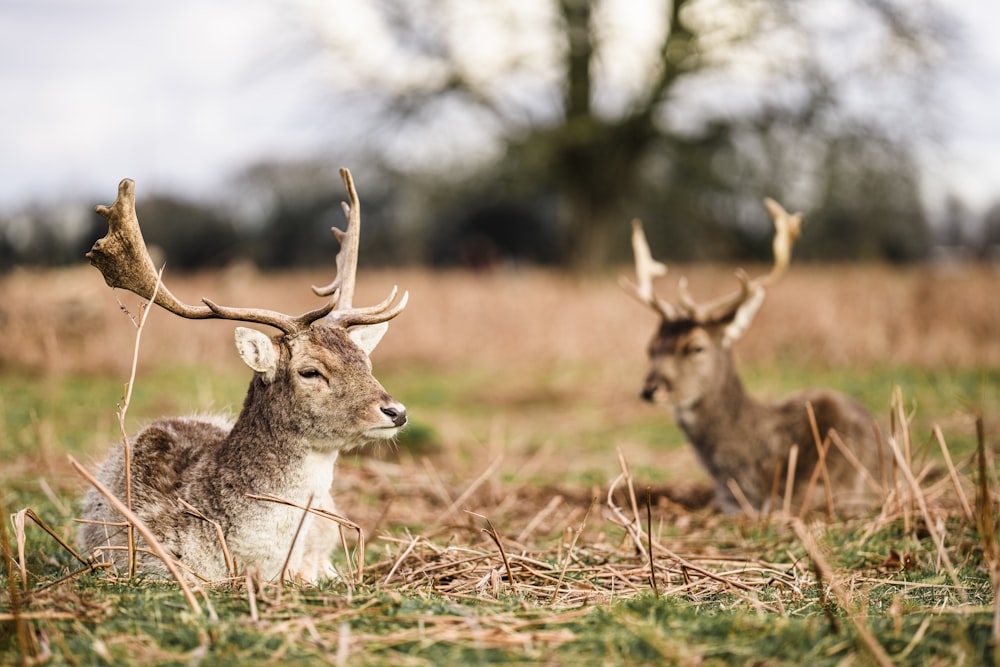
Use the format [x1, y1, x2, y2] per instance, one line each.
[312, 168, 361, 306]
[88, 179, 336, 334]
[88, 171, 406, 335]
[675, 270, 756, 323]
[624, 199, 802, 324]
[675, 197, 802, 322]
[620, 219, 676, 319]
[313, 168, 409, 329]
[760, 197, 802, 287]
[88, 179, 216, 321]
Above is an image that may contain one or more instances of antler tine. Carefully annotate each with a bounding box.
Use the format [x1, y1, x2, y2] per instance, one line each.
[675, 198, 802, 323]
[620, 219, 676, 319]
[312, 168, 361, 307]
[616, 217, 748, 323]
[90, 179, 309, 335]
[760, 197, 803, 287]
[310, 168, 409, 329]
[325, 286, 409, 329]
[676, 270, 754, 322]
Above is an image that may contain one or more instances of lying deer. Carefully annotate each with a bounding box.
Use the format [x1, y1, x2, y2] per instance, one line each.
[79, 169, 407, 582]
[623, 200, 880, 515]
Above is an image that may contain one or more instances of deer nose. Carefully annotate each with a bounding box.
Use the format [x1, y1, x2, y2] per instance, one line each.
[380, 404, 407, 428]
[641, 374, 665, 402]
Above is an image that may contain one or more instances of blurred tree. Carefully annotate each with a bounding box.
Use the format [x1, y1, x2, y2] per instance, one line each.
[298, 0, 950, 268]
[1, 206, 94, 268]
[803, 133, 930, 262]
[0, 233, 14, 272]
[230, 159, 406, 267]
[429, 200, 562, 268]
[980, 202, 1000, 261]
[130, 196, 240, 270]
[939, 195, 972, 247]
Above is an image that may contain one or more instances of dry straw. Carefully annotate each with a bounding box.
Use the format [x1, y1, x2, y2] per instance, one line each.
[8, 403, 995, 659]
[4, 264, 997, 661]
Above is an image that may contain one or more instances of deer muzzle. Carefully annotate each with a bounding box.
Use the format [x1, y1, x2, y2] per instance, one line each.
[641, 370, 673, 403]
[380, 403, 408, 428]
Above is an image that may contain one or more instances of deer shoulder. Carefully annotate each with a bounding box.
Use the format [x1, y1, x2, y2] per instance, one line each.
[79, 169, 407, 582]
[623, 200, 880, 515]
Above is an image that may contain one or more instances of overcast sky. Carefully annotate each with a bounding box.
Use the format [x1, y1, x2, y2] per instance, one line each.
[1, 0, 998, 220]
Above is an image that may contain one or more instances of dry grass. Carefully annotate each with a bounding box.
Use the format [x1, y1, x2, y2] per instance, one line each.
[6, 419, 997, 663]
[3, 261, 995, 470]
[1, 262, 998, 376]
[1, 262, 996, 514]
[1, 262, 998, 663]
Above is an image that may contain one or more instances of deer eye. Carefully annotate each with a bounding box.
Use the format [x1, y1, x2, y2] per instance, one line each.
[683, 343, 705, 356]
[298, 368, 323, 380]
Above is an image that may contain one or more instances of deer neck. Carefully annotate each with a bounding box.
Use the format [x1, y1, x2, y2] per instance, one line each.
[221, 375, 339, 500]
[673, 350, 761, 451]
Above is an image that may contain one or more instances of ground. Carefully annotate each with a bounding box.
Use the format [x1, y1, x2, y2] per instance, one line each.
[1, 264, 998, 665]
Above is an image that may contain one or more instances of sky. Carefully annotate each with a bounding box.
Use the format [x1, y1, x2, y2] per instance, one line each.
[0, 0, 325, 208]
[1, 0, 998, 223]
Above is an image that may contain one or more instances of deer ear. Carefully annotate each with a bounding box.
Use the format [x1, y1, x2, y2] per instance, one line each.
[347, 321, 389, 356]
[721, 287, 765, 347]
[234, 327, 279, 381]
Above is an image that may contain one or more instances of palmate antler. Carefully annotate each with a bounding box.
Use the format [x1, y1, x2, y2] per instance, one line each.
[624, 198, 803, 325]
[88, 168, 407, 334]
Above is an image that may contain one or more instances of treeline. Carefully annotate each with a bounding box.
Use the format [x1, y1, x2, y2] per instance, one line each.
[5, 2, 991, 272]
[2, 161, 999, 272]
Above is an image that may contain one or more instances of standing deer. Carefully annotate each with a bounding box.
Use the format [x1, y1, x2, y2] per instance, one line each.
[79, 169, 407, 582]
[622, 200, 880, 515]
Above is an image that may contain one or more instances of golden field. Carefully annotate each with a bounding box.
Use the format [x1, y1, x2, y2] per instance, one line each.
[2, 261, 997, 374]
[2, 261, 996, 487]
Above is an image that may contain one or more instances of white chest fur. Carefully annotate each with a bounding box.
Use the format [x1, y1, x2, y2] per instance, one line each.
[228, 449, 339, 579]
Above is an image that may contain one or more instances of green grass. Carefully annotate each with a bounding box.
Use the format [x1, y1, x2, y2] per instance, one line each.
[1, 361, 998, 665]
[3, 522, 995, 666]
[386, 360, 997, 483]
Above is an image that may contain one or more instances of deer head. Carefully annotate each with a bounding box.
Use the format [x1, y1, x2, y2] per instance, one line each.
[88, 168, 409, 445]
[622, 198, 802, 407]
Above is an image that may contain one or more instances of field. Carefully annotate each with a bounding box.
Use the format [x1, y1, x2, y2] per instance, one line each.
[1, 263, 998, 665]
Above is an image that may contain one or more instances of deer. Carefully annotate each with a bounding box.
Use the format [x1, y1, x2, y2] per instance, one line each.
[79, 169, 407, 583]
[622, 199, 881, 516]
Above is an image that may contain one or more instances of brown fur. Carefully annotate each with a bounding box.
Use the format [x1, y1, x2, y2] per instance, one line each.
[79, 324, 406, 581]
[642, 317, 880, 515]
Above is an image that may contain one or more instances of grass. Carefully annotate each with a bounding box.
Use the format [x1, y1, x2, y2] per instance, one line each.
[3, 360, 997, 665]
[1, 264, 998, 665]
